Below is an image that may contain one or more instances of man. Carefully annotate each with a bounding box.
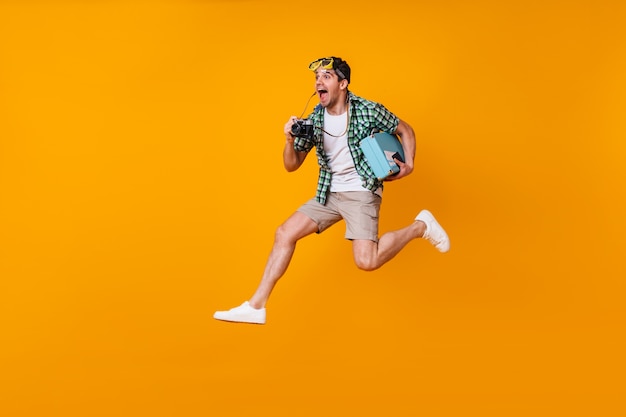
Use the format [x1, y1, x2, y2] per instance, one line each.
[214, 56, 449, 324]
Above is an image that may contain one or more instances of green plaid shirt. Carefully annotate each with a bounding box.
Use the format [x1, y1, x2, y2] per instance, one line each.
[293, 91, 400, 205]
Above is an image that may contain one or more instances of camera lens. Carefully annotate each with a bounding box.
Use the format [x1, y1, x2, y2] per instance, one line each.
[291, 121, 301, 135]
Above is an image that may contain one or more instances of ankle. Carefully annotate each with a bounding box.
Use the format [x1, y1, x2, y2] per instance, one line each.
[414, 220, 427, 238]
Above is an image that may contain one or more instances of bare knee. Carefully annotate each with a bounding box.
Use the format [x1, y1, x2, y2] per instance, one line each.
[273, 212, 318, 247]
[274, 220, 311, 246]
[354, 254, 380, 271]
[352, 240, 381, 271]
[274, 223, 296, 246]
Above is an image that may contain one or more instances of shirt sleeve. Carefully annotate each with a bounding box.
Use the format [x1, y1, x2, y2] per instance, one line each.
[373, 102, 400, 134]
[293, 135, 315, 153]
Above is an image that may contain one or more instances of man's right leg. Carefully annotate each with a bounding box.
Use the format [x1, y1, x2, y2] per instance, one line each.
[213, 212, 318, 324]
[248, 212, 319, 308]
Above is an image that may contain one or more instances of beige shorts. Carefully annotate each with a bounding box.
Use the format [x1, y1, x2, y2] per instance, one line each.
[297, 191, 382, 242]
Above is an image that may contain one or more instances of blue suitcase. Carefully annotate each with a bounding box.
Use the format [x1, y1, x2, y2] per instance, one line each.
[359, 132, 405, 180]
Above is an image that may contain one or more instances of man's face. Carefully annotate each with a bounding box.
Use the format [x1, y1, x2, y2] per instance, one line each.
[314, 68, 346, 108]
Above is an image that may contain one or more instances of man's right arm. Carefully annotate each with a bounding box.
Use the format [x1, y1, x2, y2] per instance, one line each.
[283, 116, 308, 172]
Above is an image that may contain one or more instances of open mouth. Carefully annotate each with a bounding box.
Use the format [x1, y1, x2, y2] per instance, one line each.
[318, 89, 328, 100]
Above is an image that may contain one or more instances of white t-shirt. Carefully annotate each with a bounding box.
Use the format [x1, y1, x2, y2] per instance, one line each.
[323, 108, 371, 193]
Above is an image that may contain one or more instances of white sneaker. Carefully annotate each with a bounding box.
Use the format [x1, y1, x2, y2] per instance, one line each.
[213, 301, 266, 324]
[415, 210, 450, 253]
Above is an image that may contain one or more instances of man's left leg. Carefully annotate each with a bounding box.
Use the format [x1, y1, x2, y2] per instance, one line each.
[352, 221, 424, 271]
[352, 210, 450, 271]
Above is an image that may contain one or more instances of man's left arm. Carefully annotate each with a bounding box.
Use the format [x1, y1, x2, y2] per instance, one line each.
[387, 118, 415, 181]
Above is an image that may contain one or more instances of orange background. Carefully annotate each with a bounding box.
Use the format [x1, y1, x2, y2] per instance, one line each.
[1, 1, 625, 416]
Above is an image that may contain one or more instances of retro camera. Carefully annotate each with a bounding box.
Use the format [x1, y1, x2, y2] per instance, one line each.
[291, 119, 314, 140]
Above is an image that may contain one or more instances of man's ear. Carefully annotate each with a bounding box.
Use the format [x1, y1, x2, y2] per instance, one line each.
[340, 79, 349, 90]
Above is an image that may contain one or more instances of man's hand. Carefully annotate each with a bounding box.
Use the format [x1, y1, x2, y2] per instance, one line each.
[284, 116, 297, 143]
[385, 157, 414, 181]
[283, 116, 308, 171]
